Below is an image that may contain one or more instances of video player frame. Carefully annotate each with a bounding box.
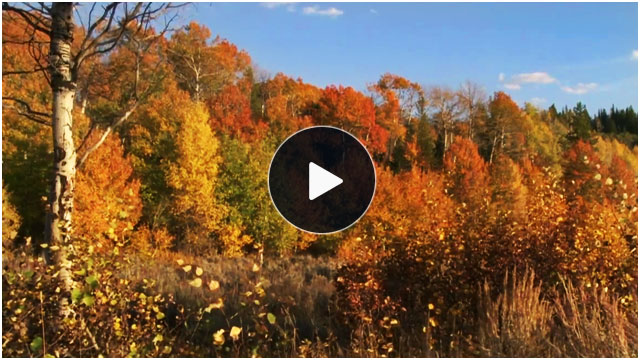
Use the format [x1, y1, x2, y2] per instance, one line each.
[1, 1, 638, 358]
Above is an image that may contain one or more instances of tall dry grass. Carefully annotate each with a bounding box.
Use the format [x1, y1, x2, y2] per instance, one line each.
[476, 267, 637, 357]
[477, 268, 553, 357]
[552, 280, 638, 357]
[6, 248, 635, 357]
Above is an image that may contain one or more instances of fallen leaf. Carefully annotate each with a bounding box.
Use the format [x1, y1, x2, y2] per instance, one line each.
[189, 278, 202, 288]
[208, 280, 220, 291]
[213, 329, 225, 346]
[229, 326, 241, 341]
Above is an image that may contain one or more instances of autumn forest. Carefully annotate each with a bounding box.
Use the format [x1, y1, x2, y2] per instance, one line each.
[2, 3, 638, 357]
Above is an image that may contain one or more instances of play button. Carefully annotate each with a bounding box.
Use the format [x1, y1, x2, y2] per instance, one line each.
[309, 162, 343, 200]
[268, 126, 376, 234]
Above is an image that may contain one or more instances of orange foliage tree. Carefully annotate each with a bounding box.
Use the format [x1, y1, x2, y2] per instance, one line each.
[168, 22, 251, 103]
[443, 136, 489, 204]
[314, 85, 389, 154]
[257, 73, 322, 139]
[486, 91, 524, 163]
[208, 82, 254, 139]
[75, 133, 142, 252]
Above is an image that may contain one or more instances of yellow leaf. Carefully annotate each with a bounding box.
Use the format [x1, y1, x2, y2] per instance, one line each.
[182, 265, 192, 273]
[229, 326, 241, 341]
[205, 298, 224, 312]
[429, 317, 438, 327]
[189, 278, 202, 288]
[252, 263, 260, 272]
[213, 329, 225, 346]
[208, 280, 220, 291]
[195, 267, 203, 276]
[176, 259, 184, 266]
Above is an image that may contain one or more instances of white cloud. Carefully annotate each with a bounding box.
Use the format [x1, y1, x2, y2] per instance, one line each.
[529, 97, 547, 107]
[261, 2, 287, 9]
[632, 49, 638, 60]
[302, 6, 344, 17]
[370, 9, 377, 14]
[511, 72, 556, 84]
[287, 4, 296, 12]
[499, 71, 556, 90]
[561, 82, 598, 95]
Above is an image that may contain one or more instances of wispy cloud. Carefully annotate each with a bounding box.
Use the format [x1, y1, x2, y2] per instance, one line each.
[561, 82, 598, 95]
[632, 49, 638, 60]
[500, 72, 556, 90]
[261, 2, 296, 12]
[302, 5, 344, 17]
[261, 2, 287, 9]
[512, 72, 557, 84]
[370, 9, 377, 14]
[529, 97, 547, 107]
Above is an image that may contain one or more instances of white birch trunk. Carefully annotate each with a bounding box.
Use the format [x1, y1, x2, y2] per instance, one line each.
[45, 2, 77, 291]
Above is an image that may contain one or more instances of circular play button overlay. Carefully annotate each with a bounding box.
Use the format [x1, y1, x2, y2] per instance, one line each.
[268, 126, 376, 234]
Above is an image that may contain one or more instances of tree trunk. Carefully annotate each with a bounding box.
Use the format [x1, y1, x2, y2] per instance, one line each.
[45, 2, 77, 291]
[489, 135, 498, 164]
[442, 126, 448, 162]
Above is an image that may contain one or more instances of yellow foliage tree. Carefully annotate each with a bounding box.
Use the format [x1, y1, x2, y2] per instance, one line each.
[166, 101, 228, 252]
[2, 185, 21, 249]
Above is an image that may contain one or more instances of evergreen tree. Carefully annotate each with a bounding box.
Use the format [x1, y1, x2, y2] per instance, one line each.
[569, 102, 592, 141]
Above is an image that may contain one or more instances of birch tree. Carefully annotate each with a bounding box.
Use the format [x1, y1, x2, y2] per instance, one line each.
[428, 86, 461, 161]
[2, 2, 178, 286]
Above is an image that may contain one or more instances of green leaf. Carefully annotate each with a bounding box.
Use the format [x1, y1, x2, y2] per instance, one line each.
[30, 336, 43, 352]
[85, 275, 99, 289]
[23, 270, 35, 280]
[81, 294, 95, 307]
[71, 288, 83, 303]
[267, 313, 276, 325]
[74, 268, 86, 276]
[5, 272, 16, 285]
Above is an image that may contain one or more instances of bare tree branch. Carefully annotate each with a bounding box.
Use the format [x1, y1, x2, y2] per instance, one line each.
[2, 3, 51, 36]
[77, 102, 139, 168]
[2, 96, 51, 126]
[2, 66, 48, 76]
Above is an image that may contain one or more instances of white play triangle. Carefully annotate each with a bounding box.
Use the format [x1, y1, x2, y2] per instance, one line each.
[309, 162, 343, 200]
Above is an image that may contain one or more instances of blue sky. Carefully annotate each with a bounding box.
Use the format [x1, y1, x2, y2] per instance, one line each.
[185, 2, 638, 114]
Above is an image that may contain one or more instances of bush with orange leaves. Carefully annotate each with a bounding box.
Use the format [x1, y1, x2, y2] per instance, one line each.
[443, 136, 489, 205]
[335, 135, 638, 355]
[336, 166, 457, 354]
[75, 133, 142, 252]
[561, 141, 637, 304]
